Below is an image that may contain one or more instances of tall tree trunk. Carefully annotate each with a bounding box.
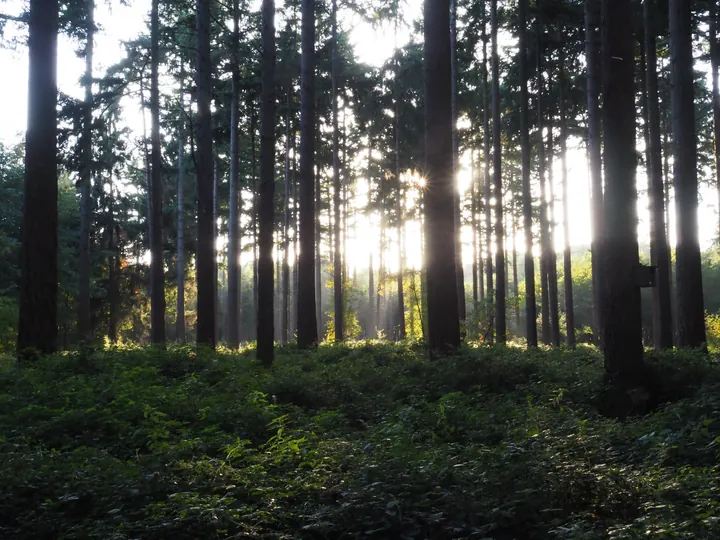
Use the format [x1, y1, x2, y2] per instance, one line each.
[251, 110, 258, 339]
[332, 0, 343, 342]
[423, 0, 461, 350]
[559, 51, 575, 348]
[78, 0, 94, 342]
[395, 13, 406, 340]
[18, 0, 59, 354]
[213, 160, 220, 344]
[150, 0, 166, 345]
[585, 0, 604, 345]
[537, 40, 551, 346]
[367, 140, 375, 336]
[450, 0, 466, 323]
[644, 0, 673, 349]
[297, 0, 319, 348]
[601, 0, 644, 380]
[282, 88, 292, 345]
[315, 167, 322, 335]
[712, 0, 720, 243]
[670, 0, 706, 348]
[108, 179, 120, 343]
[195, 0, 216, 347]
[482, 12, 494, 342]
[257, 0, 276, 364]
[491, 0, 505, 344]
[512, 203, 520, 333]
[471, 150, 479, 304]
[226, 0, 241, 348]
[376, 173, 385, 337]
[176, 104, 186, 343]
[518, 0, 537, 346]
[546, 100, 560, 347]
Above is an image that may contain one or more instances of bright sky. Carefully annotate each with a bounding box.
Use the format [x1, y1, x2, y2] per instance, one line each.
[0, 0, 717, 274]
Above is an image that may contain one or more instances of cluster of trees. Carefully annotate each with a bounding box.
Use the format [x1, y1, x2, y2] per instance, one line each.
[4, 0, 720, 376]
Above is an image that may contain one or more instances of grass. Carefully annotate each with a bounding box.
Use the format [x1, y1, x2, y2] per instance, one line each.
[1, 343, 720, 538]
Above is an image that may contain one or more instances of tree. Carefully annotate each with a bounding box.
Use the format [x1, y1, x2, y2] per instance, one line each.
[227, 0, 242, 349]
[257, 0, 277, 364]
[644, 0, 673, 349]
[332, 0, 343, 343]
[601, 0, 644, 380]
[490, 0, 505, 344]
[150, 0, 166, 346]
[559, 49, 575, 348]
[518, 0, 537, 347]
[670, 0, 706, 348]
[584, 0, 603, 344]
[423, 0, 460, 350]
[77, 0, 94, 341]
[17, 0, 59, 354]
[450, 0, 466, 324]
[297, 0, 319, 349]
[195, 0, 216, 347]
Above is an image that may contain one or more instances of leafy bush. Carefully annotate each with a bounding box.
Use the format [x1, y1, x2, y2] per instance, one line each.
[0, 345, 719, 538]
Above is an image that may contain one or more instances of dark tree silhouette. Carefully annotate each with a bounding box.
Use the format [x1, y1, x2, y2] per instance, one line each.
[423, 0, 460, 350]
[18, 0, 59, 354]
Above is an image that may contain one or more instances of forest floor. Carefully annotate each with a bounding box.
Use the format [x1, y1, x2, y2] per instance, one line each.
[1, 344, 720, 539]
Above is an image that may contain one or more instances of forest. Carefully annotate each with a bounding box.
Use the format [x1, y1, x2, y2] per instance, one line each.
[4, 0, 720, 536]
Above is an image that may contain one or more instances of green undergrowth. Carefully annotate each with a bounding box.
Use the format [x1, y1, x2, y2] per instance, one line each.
[2, 343, 720, 538]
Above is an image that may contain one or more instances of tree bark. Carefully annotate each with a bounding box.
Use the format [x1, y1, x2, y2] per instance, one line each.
[644, 0, 673, 349]
[601, 0, 644, 380]
[537, 39, 551, 346]
[226, 0, 241, 348]
[176, 114, 186, 343]
[297, 0, 319, 348]
[282, 87, 292, 344]
[256, 0, 276, 364]
[491, 0, 505, 344]
[195, 0, 216, 347]
[395, 13, 406, 340]
[332, 0, 343, 342]
[482, 12, 494, 342]
[78, 0, 94, 342]
[423, 0, 461, 350]
[585, 0, 604, 345]
[150, 0, 166, 345]
[518, 0, 537, 346]
[670, 0, 706, 348]
[712, 0, 720, 243]
[559, 51, 575, 348]
[18, 0, 59, 354]
[450, 0, 466, 324]
[546, 96, 560, 347]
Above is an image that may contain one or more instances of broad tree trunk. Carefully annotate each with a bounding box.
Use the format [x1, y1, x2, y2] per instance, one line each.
[226, 0, 241, 348]
[256, 0, 276, 365]
[491, 0, 505, 344]
[18, 0, 60, 354]
[195, 0, 216, 347]
[559, 52, 575, 348]
[297, 0, 319, 348]
[670, 0, 706, 348]
[601, 0, 644, 380]
[644, 0, 673, 349]
[518, 0, 537, 346]
[423, 0, 461, 349]
[332, 0, 343, 342]
[78, 0, 94, 342]
[585, 0, 604, 345]
[150, 0, 166, 345]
